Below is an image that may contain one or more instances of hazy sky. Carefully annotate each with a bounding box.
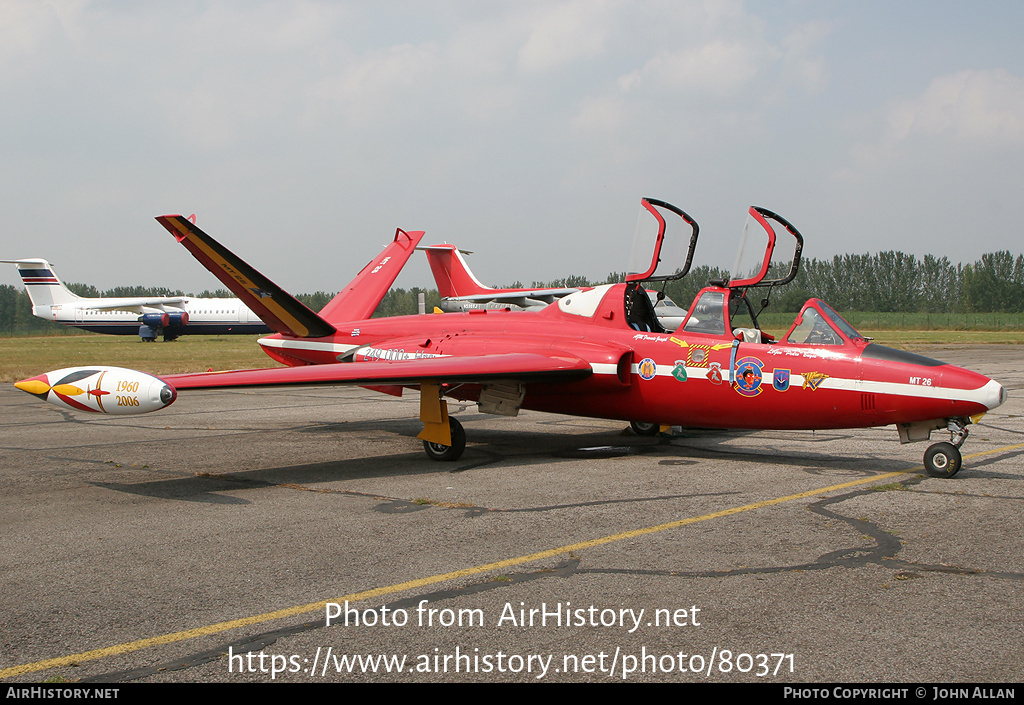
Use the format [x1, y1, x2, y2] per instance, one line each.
[2, 1, 1023, 295]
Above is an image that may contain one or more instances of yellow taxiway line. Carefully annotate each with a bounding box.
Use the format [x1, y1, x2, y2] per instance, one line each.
[3, 441, 1023, 681]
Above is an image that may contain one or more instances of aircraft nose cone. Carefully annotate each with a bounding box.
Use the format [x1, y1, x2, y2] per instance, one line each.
[980, 379, 1007, 410]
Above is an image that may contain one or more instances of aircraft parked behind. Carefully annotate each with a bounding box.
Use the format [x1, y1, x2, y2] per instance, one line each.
[2, 258, 269, 341]
[420, 244, 689, 330]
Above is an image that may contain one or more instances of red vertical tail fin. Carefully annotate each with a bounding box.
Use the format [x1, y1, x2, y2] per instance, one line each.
[317, 228, 425, 323]
[420, 245, 492, 298]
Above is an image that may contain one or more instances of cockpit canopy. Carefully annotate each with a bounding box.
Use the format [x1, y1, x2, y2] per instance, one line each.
[784, 299, 865, 346]
[672, 207, 869, 347]
[729, 207, 804, 289]
[681, 290, 727, 336]
[626, 198, 699, 284]
[680, 290, 866, 347]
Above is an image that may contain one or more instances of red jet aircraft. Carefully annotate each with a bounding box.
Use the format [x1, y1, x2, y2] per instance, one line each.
[15, 199, 1006, 478]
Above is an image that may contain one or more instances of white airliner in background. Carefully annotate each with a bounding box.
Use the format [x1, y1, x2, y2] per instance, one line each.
[2, 258, 270, 341]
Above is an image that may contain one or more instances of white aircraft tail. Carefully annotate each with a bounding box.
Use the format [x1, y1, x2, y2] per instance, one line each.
[1, 259, 81, 315]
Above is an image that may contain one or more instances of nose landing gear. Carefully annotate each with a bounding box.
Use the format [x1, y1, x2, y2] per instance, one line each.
[923, 418, 969, 478]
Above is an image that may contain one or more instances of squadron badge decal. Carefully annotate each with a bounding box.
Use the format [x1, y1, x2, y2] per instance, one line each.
[734, 357, 764, 397]
[672, 360, 688, 382]
[638, 358, 657, 381]
[802, 371, 829, 391]
[773, 368, 791, 392]
[708, 362, 724, 385]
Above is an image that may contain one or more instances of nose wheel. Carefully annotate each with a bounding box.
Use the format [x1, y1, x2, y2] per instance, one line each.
[923, 442, 962, 478]
[923, 418, 969, 478]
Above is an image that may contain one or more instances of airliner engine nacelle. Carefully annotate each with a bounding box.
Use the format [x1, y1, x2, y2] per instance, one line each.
[139, 311, 190, 342]
[140, 311, 190, 329]
[14, 367, 176, 415]
[141, 312, 170, 329]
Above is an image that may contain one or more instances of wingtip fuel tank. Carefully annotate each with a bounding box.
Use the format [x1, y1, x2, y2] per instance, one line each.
[15, 367, 176, 415]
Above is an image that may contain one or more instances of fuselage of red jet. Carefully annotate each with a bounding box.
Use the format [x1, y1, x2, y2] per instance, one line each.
[249, 283, 1004, 432]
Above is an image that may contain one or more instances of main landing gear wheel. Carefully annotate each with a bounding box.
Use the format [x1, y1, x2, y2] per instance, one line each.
[423, 417, 466, 461]
[630, 421, 659, 436]
[924, 442, 962, 479]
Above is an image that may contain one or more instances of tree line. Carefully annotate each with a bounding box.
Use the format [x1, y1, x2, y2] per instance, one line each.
[0, 282, 444, 335]
[1, 250, 1021, 335]
[525, 251, 1024, 315]
[653, 250, 1024, 315]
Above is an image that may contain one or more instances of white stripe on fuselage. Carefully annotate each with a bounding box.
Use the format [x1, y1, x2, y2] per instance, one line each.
[258, 338, 359, 355]
[253, 343, 1001, 409]
[597, 362, 1002, 408]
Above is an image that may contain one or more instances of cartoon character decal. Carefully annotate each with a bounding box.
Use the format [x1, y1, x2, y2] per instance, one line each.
[734, 356, 764, 397]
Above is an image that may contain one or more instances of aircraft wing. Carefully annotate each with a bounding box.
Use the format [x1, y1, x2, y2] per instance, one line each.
[78, 298, 187, 312]
[445, 289, 579, 306]
[161, 353, 592, 390]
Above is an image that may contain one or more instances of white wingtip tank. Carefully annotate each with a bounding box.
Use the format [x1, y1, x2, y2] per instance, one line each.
[15, 367, 176, 415]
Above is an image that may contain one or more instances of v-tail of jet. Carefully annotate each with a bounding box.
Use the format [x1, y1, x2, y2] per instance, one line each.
[155, 216, 425, 339]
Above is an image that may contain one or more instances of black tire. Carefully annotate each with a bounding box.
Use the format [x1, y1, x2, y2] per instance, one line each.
[423, 417, 466, 461]
[924, 442, 962, 478]
[630, 421, 660, 436]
